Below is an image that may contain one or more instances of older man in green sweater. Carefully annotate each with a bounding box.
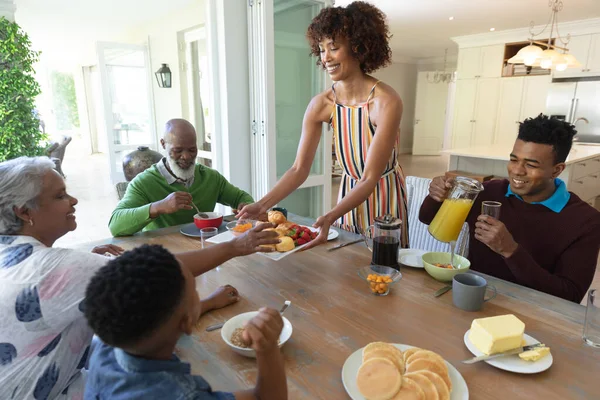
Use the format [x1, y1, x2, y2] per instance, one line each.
[109, 119, 255, 236]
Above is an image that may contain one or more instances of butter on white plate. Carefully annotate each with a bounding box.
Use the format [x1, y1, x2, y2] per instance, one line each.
[469, 314, 525, 355]
[519, 346, 551, 361]
[464, 314, 553, 374]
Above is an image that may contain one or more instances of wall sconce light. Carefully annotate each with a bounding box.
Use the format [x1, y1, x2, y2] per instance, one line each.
[155, 63, 172, 88]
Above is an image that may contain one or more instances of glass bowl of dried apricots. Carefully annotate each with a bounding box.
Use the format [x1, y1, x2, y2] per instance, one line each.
[226, 220, 257, 237]
[357, 265, 402, 296]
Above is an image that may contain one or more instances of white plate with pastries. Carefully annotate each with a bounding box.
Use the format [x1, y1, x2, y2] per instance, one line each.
[463, 330, 553, 374]
[341, 342, 469, 400]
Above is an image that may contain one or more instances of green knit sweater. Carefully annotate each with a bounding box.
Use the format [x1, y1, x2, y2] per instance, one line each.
[109, 164, 254, 236]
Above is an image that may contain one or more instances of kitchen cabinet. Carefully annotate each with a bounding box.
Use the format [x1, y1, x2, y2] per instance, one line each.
[554, 33, 600, 78]
[494, 75, 551, 146]
[457, 45, 504, 79]
[495, 77, 524, 146]
[472, 78, 500, 147]
[451, 78, 500, 148]
[451, 79, 478, 148]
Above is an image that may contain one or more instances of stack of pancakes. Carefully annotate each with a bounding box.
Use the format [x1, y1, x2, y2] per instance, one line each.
[356, 342, 452, 400]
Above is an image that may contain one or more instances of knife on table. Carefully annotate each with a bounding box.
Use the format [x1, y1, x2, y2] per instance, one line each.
[462, 343, 545, 364]
[327, 238, 363, 251]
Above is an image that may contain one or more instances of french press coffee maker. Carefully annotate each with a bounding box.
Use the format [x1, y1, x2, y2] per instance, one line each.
[363, 214, 402, 270]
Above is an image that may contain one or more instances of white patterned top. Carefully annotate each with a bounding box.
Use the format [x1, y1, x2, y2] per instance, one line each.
[0, 235, 108, 400]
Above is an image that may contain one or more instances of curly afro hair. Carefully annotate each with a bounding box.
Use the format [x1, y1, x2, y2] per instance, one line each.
[517, 114, 577, 163]
[306, 1, 392, 74]
[83, 244, 185, 348]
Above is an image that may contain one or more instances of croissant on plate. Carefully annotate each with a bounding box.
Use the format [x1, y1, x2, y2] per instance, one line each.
[268, 210, 287, 226]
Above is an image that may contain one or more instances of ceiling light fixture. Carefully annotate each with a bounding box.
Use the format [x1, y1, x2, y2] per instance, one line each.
[448, 16, 454, 21]
[490, 28, 495, 32]
[507, 0, 581, 71]
[427, 48, 456, 84]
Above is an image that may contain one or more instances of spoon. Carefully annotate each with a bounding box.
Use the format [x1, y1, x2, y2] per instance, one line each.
[205, 300, 292, 332]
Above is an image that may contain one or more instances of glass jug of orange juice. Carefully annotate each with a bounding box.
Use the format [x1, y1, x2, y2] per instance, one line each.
[428, 177, 484, 242]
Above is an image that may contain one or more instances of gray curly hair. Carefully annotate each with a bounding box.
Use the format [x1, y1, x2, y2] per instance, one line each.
[0, 157, 57, 234]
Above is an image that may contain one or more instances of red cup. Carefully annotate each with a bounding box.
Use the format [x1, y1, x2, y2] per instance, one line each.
[193, 212, 223, 229]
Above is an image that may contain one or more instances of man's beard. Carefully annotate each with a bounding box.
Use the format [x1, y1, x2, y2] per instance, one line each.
[167, 157, 196, 181]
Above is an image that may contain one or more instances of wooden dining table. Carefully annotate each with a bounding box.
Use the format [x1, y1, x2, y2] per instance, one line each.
[77, 215, 599, 399]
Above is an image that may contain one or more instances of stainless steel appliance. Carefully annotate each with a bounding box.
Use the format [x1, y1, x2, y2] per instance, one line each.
[547, 80, 600, 143]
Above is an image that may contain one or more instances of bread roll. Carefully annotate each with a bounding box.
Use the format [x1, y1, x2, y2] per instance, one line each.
[268, 210, 286, 225]
[405, 359, 451, 392]
[356, 357, 402, 400]
[275, 236, 295, 252]
[363, 344, 405, 374]
[403, 372, 439, 400]
[406, 351, 446, 369]
[390, 376, 425, 400]
[417, 371, 450, 400]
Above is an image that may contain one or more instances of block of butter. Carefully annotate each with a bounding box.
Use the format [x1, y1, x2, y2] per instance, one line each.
[469, 314, 525, 355]
[519, 346, 551, 361]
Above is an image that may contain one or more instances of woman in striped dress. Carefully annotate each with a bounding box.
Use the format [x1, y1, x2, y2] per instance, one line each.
[238, 1, 409, 248]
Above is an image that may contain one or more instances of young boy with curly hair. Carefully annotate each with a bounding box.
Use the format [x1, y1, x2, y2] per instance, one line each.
[82, 244, 287, 400]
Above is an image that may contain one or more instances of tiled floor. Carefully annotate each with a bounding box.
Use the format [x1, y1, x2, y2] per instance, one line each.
[54, 139, 118, 248]
[58, 142, 598, 303]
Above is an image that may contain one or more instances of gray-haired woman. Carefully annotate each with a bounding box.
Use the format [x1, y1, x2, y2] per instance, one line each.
[0, 157, 279, 399]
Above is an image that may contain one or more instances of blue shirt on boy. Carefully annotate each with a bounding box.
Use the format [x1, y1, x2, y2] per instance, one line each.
[85, 339, 235, 400]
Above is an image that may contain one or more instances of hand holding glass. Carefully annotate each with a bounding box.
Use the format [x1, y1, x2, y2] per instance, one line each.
[481, 201, 501, 219]
[200, 227, 218, 248]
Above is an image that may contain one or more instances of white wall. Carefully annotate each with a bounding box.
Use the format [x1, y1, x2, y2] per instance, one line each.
[373, 62, 418, 153]
[126, 1, 206, 141]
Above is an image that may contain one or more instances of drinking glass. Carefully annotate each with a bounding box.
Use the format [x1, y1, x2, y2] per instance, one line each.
[200, 227, 218, 248]
[481, 201, 502, 219]
[584, 289, 600, 348]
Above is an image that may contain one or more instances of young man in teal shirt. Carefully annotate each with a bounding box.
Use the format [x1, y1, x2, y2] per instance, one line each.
[109, 119, 255, 236]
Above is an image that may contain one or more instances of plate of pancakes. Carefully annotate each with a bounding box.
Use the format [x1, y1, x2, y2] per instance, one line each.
[341, 342, 468, 400]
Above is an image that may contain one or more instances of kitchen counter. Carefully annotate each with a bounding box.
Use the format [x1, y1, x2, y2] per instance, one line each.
[445, 143, 600, 165]
[444, 144, 600, 209]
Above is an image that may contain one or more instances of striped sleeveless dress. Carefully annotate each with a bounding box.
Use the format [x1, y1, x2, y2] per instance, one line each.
[330, 81, 409, 248]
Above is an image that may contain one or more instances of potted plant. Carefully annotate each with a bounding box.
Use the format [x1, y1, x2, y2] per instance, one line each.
[0, 17, 46, 161]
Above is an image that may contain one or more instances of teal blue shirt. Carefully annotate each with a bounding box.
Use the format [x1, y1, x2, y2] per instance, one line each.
[505, 178, 570, 213]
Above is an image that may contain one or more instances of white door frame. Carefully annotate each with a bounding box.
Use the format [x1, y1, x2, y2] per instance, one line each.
[248, 0, 333, 216]
[96, 42, 157, 183]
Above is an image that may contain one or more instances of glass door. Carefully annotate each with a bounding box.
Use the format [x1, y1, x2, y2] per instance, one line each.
[249, 0, 332, 219]
[182, 27, 214, 168]
[96, 42, 157, 183]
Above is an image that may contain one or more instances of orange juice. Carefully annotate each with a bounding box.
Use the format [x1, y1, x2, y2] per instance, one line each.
[428, 198, 474, 242]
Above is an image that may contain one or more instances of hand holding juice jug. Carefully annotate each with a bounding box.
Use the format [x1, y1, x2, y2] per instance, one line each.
[427, 176, 484, 243]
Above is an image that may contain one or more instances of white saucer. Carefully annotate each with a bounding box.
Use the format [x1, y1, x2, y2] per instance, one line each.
[463, 330, 553, 374]
[397, 248, 427, 268]
[341, 343, 469, 400]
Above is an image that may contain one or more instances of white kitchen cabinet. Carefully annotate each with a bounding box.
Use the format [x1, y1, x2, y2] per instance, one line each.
[480, 45, 505, 78]
[451, 79, 478, 148]
[472, 78, 501, 146]
[495, 77, 524, 146]
[520, 75, 551, 119]
[457, 48, 482, 80]
[553, 34, 600, 78]
[412, 72, 449, 155]
[457, 45, 504, 79]
[587, 33, 600, 75]
[494, 75, 551, 147]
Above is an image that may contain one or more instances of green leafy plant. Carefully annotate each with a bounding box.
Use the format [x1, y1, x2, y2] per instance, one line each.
[0, 17, 46, 161]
